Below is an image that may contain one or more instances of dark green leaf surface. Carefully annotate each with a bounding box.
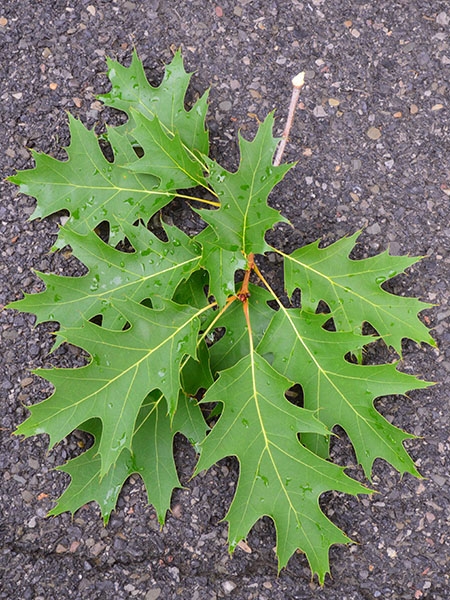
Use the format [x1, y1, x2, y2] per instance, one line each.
[196, 114, 292, 255]
[208, 284, 274, 374]
[8, 119, 173, 247]
[196, 352, 367, 583]
[283, 233, 434, 353]
[181, 341, 214, 395]
[48, 392, 207, 524]
[258, 309, 431, 475]
[7, 222, 201, 331]
[195, 226, 247, 306]
[16, 299, 204, 477]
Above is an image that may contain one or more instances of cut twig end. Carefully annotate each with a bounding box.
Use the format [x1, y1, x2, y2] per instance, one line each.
[292, 71, 305, 89]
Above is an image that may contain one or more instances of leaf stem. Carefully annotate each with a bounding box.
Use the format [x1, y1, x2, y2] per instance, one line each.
[176, 192, 220, 207]
[273, 72, 305, 167]
[237, 253, 256, 351]
[237, 253, 255, 302]
[196, 296, 236, 348]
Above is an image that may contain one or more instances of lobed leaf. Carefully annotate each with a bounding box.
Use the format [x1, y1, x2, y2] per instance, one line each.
[16, 299, 206, 477]
[8, 119, 174, 247]
[196, 350, 368, 583]
[49, 392, 207, 524]
[282, 233, 435, 353]
[258, 309, 432, 476]
[195, 114, 292, 256]
[7, 49, 435, 585]
[7, 222, 202, 333]
[98, 49, 209, 155]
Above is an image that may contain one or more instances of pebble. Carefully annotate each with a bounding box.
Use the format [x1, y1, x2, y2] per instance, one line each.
[387, 547, 397, 559]
[431, 473, 446, 487]
[3, 329, 19, 340]
[145, 590, 161, 600]
[90, 541, 105, 556]
[366, 223, 381, 235]
[222, 581, 237, 594]
[21, 490, 34, 503]
[219, 100, 232, 112]
[366, 126, 381, 140]
[313, 105, 327, 117]
[436, 11, 449, 26]
[168, 566, 180, 582]
[401, 41, 415, 53]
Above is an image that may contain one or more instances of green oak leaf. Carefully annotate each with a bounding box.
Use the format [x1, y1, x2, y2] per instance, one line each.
[7, 118, 174, 247]
[195, 114, 292, 255]
[195, 226, 247, 306]
[258, 309, 432, 476]
[282, 233, 435, 353]
[98, 49, 209, 155]
[195, 351, 368, 584]
[16, 299, 205, 477]
[48, 391, 207, 524]
[7, 49, 435, 583]
[6, 222, 202, 332]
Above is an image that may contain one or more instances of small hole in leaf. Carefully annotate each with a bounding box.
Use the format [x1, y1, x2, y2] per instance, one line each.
[290, 288, 301, 308]
[285, 383, 304, 408]
[344, 351, 359, 364]
[99, 139, 114, 162]
[140, 298, 153, 309]
[89, 314, 103, 326]
[94, 220, 110, 243]
[315, 300, 330, 314]
[322, 317, 336, 332]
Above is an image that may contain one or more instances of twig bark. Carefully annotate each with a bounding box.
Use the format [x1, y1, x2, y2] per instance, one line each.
[273, 71, 305, 166]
